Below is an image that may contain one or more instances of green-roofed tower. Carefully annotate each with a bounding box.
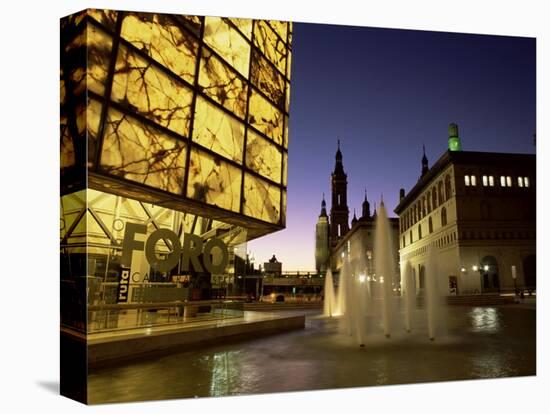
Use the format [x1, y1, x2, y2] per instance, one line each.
[448, 123, 462, 151]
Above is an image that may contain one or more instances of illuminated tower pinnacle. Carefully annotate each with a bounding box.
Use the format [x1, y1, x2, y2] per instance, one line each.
[330, 140, 350, 246]
[315, 194, 330, 274]
[448, 123, 462, 151]
[320, 193, 327, 217]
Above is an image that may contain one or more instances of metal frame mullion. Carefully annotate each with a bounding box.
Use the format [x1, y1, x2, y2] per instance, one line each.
[93, 12, 124, 172]
[182, 17, 205, 198]
[239, 20, 256, 215]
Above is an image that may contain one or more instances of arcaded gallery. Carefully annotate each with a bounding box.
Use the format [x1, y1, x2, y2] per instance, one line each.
[60, 10, 293, 334]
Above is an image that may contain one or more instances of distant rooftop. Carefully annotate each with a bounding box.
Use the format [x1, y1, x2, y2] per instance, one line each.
[394, 150, 535, 214]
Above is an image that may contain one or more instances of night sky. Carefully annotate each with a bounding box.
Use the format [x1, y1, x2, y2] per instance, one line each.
[249, 22, 536, 271]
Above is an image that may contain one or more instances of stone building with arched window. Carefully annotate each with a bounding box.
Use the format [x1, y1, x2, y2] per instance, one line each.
[394, 124, 536, 296]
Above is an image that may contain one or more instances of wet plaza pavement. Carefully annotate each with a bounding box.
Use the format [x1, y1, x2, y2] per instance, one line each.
[88, 304, 536, 404]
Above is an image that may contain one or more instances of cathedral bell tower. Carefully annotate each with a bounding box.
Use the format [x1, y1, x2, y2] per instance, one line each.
[315, 194, 330, 274]
[330, 140, 350, 246]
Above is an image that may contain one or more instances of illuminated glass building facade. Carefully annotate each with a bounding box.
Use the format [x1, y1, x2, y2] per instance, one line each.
[60, 9, 292, 336]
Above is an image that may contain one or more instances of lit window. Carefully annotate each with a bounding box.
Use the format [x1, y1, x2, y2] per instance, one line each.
[482, 175, 488, 186]
[518, 177, 524, 187]
[338, 224, 341, 237]
[464, 175, 470, 186]
[524, 177, 530, 187]
[471, 175, 476, 186]
[500, 176, 506, 187]
[506, 176, 512, 187]
[489, 176, 494, 186]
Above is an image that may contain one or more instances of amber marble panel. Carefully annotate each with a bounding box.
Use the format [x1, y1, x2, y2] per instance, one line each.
[111, 44, 193, 136]
[245, 130, 282, 183]
[248, 90, 283, 145]
[253, 20, 286, 75]
[267, 20, 288, 43]
[229, 17, 253, 39]
[88, 9, 118, 30]
[203, 16, 251, 77]
[243, 173, 281, 224]
[88, 24, 113, 97]
[199, 49, 248, 119]
[250, 49, 285, 110]
[100, 108, 187, 194]
[60, 115, 75, 169]
[121, 13, 198, 84]
[192, 96, 244, 163]
[187, 148, 242, 212]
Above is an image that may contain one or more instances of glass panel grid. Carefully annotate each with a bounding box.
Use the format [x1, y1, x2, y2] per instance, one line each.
[62, 9, 292, 227]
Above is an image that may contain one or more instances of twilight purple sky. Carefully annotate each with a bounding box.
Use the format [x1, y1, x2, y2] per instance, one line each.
[248, 22, 536, 271]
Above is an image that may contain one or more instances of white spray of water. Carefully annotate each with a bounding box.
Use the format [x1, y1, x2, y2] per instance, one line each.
[374, 201, 395, 338]
[320, 199, 447, 344]
[323, 269, 337, 317]
[425, 244, 442, 340]
[403, 261, 415, 333]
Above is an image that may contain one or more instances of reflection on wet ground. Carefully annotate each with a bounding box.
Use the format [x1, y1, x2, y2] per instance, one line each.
[88, 305, 535, 404]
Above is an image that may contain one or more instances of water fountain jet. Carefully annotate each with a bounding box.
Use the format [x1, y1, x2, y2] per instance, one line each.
[374, 200, 395, 338]
[403, 261, 415, 333]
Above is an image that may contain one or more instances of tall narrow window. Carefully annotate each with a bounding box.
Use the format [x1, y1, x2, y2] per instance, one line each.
[524, 177, 530, 187]
[338, 224, 341, 237]
[506, 176, 512, 187]
[441, 207, 447, 226]
[338, 194, 341, 205]
[418, 225, 422, 240]
[428, 216, 433, 234]
[482, 175, 488, 186]
[471, 175, 477, 186]
[445, 175, 452, 200]
[518, 177, 524, 187]
[500, 176, 506, 187]
[489, 176, 495, 186]
[410, 230, 413, 244]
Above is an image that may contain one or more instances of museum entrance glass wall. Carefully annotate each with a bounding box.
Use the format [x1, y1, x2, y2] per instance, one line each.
[61, 189, 249, 333]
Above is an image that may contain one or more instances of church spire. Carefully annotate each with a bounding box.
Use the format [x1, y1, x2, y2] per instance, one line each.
[352, 208, 358, 226]
[421, 144, 429, 177]
[330, 139, 349, 245]
[361, 188, 371, 220]
[334, 139, 344, 175]
[319, 193, 327, 217]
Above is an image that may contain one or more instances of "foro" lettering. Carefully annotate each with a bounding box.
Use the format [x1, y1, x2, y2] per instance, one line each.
[121, 222, 229, 273]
